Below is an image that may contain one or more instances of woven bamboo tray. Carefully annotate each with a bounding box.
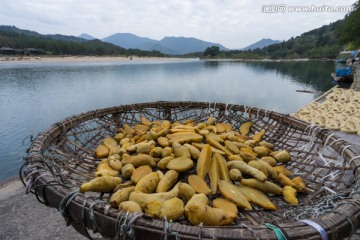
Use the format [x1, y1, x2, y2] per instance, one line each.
[20, 101, 360, 239]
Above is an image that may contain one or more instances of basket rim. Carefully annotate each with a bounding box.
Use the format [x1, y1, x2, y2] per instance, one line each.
[22, 101, 360, 239]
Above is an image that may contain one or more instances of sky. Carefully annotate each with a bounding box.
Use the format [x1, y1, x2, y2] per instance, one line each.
[0, 0, 357, 49]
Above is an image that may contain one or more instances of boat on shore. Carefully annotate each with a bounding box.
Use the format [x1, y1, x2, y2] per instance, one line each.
[331, 71, 354, 82]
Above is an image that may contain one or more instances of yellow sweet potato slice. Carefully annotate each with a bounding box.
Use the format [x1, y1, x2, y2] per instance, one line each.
[161, 147, 173, 158]
[129, 183, 179, 209]
[227, 161, 267, 182]
[278, 172, 295, 187]
[185, 193, 209, 213]
[212, 198, 238, 215]
[80, 176, 122, 193]
[224, 140, 240, 154]
[239, 147, 257, 162]
[186, 203, 237, 226]
[156, 170, 179, 193]
[110, 186, 135, 207]
[167, 156, 194, 172]
[121, 164, 135, 179]
[123, 124, 136, 135]
[108, 158, 123, 171]
[214, 152, 230, 182]
[253, 146, 270, 157]
[209, 157, 220, 194]
[215, 123, 226, 133]
[292, 176, 307, 192]
[240, 178, 282, 195]
[159, 197, 184, 221]
[172, 142, 191, 158]
[191, 142, 225, 155]
[135, 124, 150, 132]
[94, 162, 119, 177]
[157, 137, 170, 147]
[144, 200, 162, 217]
[178, 182, 196, 203]
[206, 135, 232, 156]
[273, 165, 293, 177]
[131, 165, 152, 184]
[252, 129, 265, 142]
[259, 156, 277, 167]
[258, 160, 278, 179]
[134, 172, 159, 193]
[167, 133, 203, 144]
[149, 147, 162, 158]
[122, 154, 155, 167]
[196, 144, 212, 179]
[239, 121, 252, 135]
[95, 145, 109, 158]
[119, 201, 142, 213]
[270, 150, 291, 163]
[248, 161, 268, 177]
[141, 116, 152, 126]
[157, 156, 175, 170]
[258, 141, 275, 149]
[188, 175, 211, 195]
[283, 186, 298, 205]
[218, 180, 252, 210]
[183, 143, 201, 159]
[229, 169, 242, 181]
[103, 137, 118, 149]
[238, 185, 276, 210]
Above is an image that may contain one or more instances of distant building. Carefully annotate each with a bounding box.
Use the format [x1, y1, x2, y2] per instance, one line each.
[24, 48, 39, 55]
[0, 47, 24, 55]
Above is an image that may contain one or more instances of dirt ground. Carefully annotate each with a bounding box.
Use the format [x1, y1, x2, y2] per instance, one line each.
[0, 179, 88, 240]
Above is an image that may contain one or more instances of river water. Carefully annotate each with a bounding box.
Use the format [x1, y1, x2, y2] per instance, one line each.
[0, 59, 340, 180]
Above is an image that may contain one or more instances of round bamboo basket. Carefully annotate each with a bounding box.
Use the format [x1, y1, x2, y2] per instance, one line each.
[21, 101, 360, 239]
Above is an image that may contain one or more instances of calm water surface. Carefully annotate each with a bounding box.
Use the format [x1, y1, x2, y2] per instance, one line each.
[0, 59, 339, 180]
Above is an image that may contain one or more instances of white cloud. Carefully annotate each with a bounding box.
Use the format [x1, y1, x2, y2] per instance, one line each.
[0, 0, 356, 49]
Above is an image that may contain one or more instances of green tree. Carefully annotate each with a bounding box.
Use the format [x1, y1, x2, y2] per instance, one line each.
[203, 46, 220, 57]
[338, 0, 360, 48]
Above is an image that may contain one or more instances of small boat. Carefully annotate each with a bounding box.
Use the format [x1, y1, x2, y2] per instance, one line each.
[331, 72, 353, 82]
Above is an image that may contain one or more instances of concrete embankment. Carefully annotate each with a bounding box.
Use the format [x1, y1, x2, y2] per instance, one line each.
[351, 64, 360, 91]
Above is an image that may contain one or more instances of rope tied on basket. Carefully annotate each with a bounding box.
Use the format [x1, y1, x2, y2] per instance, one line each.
[58, 191, 81, 225]
[89, 199, 107, 233]
[298, 219, 328, 240]
[125, 212, 144, 240]
[24, 168, 39, 194]
[239, 223, 260, 240]
[197, 223, 203, 240]
[264, 223, 287, 240]
[163, 216, 180, 240]
[298, 124, 321, 152]
[115, 211, 143, 240]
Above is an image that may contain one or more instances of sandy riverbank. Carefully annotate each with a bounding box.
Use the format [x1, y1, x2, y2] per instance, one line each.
[0, 55, 198, 64]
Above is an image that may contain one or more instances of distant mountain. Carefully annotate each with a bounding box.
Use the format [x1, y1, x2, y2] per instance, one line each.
[102, 33, 228, 55]
[103, 33, 158, 50]
[241, 38, 281, 50]
[158, 36, 228, 55]
[78, 33, 97, 40]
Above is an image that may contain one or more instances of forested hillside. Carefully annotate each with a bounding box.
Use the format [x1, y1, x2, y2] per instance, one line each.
[218, 20, 343, 59]
[206, 0, 360, 59]
[0, 26, 164, 57]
